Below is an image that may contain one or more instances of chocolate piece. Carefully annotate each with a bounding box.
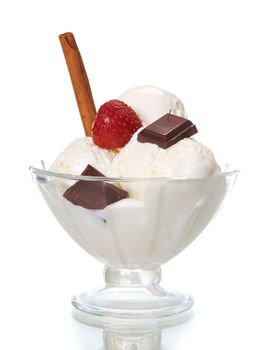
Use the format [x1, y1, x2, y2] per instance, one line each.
[63, 164, 128, 210]
[137, 113, 198, 149]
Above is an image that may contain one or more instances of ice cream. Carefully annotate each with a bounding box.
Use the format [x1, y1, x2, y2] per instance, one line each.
[112, 133, 219, 200]
[49, 86, 219, 203]
[49, 85, 219, 202]
[119, 86, 186, 126]
[50, 137, 115, 177]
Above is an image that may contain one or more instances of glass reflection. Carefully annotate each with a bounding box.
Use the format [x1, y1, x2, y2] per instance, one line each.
[72, 307, 193, 349]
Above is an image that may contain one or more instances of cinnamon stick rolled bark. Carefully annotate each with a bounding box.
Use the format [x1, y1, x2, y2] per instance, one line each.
[59, 32, 96, 136]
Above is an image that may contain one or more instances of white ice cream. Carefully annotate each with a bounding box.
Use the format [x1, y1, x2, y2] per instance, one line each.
[119, 86, 186, 126]
[49, 87, 219, 201]
[49, 137, 116, 177]
[112, 131, 220, 200]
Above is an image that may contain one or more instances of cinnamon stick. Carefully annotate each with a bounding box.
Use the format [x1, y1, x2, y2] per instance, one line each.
[59, 32, 96, 136]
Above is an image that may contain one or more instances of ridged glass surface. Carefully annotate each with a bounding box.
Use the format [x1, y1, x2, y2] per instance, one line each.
[31, 162, 237, 269]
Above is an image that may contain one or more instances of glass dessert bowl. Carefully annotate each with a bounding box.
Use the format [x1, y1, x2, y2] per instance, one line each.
[30, 162, 238, 324]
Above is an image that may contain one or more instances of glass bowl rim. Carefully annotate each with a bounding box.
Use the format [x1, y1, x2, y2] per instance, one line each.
[30, 161, 239, 183]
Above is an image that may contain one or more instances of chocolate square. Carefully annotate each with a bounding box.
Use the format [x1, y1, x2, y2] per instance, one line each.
[63, 164, 128, 210]
[137, 113, 198, 149]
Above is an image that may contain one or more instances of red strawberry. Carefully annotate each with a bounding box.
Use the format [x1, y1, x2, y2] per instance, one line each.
[92, 99, 142, 149]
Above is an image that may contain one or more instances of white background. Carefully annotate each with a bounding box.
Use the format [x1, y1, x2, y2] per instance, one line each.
[0, 0, 267, 349]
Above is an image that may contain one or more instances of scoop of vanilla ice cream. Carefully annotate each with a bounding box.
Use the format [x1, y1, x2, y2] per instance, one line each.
[119, 86, 186, 126]
[112, 131, 220, 200]
[49, 137, 116, 176]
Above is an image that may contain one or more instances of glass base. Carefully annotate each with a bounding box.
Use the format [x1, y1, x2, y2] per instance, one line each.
[72, 267, 193, 328]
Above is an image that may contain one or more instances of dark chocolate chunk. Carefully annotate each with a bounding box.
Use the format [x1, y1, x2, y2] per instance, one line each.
[137, 113, 198, 149]
[63, 164, 128, 210]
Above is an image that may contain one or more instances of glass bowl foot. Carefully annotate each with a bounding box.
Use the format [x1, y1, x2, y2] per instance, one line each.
[71, 267, 193, 327]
